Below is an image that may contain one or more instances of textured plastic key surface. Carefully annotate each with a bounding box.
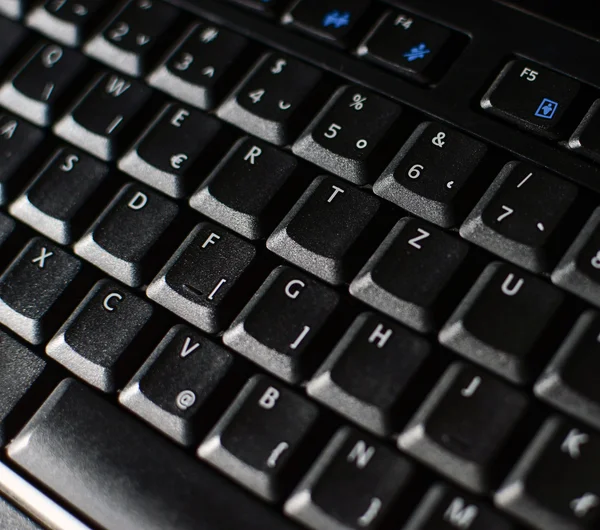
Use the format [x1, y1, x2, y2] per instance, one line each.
[0, 16, 27, 66]
[496, 417, 600, 529]
[119, 102, 223, 198]
[120, 325, 235, 446]
[54, 72, 153, 161]
[399, 363, 530, 493]
[282, 0, 371, 47]
[461, 161, 578, 273]
[189, 137, 299, 239]
[481, 59, 580, 138]
[403, 483, 517, 530]
[7, 379, 301, 530]
[293, 86, 402, 185]
[350, 217, 469, 332]
[0, 238, 81, 345]
[0, 113, 44, 205]
[0, 330, 46, 444]
[46, 279, 153, 393]
[224, 266, 339, 383]
[84, 0, 179, 76]
[147, 223, 257, 333]
[26, 0, 109, 47]
[267, 175, 381, 285]
[373, 122, 488, 228]
[198, 374, 320, 501]
[552, 206, 600, 307]
[535, 311, 600, 431]
[0, 495, 41, 530]
[285, 426, 415, 529]
[10, 147, 109, 245]
[0, 41, 87, 126]
[357, 9, 453, 83]
[307, 312, 431, 435]
[440, 262, 565, 384]
[148, 23, 249, 110]
[217, 52, 323, 145]
[74, 183, 179, 287]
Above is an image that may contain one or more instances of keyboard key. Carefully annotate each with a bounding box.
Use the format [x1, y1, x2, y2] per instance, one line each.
[0, 213, 15, 250]
[148, 23, 249, 110]
[227, 0, 286, 17]
[307, 313, 431, 435]
[147, 223, 257, 333]
[535, 311, 600, 430]
[0, 41, 87, 126]
[357, 10, 453, 84]
[75, 183, 178, 287]
[0, 113, 45, 205]
[496, 417, 600, 529]
[373, 122, 487, 228]
[0, 17, 28, 67]
[293, 86, 402, 185]
[46, 279, 153, 392]
[26, 0, 109, 47]
[439, 262, 565, 384]
[218, 52, 323, 145]
[119, 102, 223, 198]
[569, 99, 600, 162]
[120, 325, 235, 446]
[404, 483, 516, 530]
[552, 206, 600, 306]
[84, 0, 180, 77]
[461, 161, 578, 273]
[198, 374, 320, 501]
[10, 147, 109, 244]
[481, 59, 580, 138]
[223, 266, 339, 383]
[350, 218, 469, 332]
[54, 72, 153, 161]
[285, 427, 415, 529]
[0, 238, 81, 344]
[0, 330, 46, 444]
[267, 175, 381, 285]
[0, 0, 30, 19]
[7, 379, 300, 530]
[282, 0, 370, 47]
[189, 137, 299, 239]
[399, 363, 530, 493]
[0, 495, 42, 530]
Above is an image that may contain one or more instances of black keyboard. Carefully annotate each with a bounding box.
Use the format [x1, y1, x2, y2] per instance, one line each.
[0, 1, 600, 529]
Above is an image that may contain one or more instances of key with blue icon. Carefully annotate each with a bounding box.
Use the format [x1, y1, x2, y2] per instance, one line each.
[282, 0, 370, 47]
[357, 10, 454, 83]
[481, 59, 581, 138]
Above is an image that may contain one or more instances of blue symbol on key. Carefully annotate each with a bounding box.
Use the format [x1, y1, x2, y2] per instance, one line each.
[534, 98, 559, 119]
[403, 43, 431, 62]
[322, 10, 351, 29]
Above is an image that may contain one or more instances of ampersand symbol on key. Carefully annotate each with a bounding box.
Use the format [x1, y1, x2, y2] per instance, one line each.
[432, 132, 446, 148]
[591, 251, 600, 269]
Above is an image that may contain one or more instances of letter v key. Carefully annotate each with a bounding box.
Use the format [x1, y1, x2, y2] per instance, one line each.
[180, 337, 200, 358]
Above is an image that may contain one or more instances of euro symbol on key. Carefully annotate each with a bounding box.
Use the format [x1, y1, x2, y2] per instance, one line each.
[170, 153, 188, 170]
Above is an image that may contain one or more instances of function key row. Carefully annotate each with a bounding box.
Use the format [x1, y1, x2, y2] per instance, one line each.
[1, 0, 465, 86]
